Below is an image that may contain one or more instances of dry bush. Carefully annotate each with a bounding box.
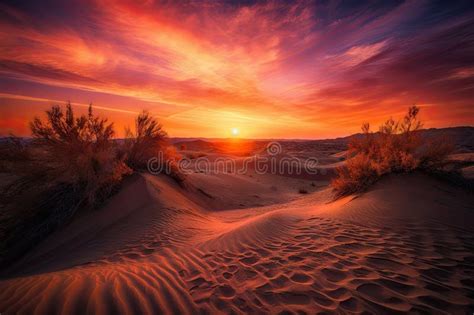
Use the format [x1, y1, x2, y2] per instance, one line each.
[123, 110, 167, 169]
[332, 106, 454, 197]
[331, 154, 379, 195]
[29, 103, 131, 205]
[0, 104, 132, 267]
[123, 110, 185, 183]
[0, 106, 186, 268]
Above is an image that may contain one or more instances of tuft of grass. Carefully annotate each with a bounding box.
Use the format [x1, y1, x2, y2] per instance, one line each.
[331, 106, 454, 197]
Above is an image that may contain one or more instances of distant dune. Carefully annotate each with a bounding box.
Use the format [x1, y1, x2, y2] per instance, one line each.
[172, 126, 474, 155]
[1, 168, 473, 313]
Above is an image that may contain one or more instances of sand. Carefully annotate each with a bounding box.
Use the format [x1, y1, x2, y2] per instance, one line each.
[1, 170, 474, 314]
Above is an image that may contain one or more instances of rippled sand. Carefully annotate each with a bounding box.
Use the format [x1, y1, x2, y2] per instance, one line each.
[1, 173, 473, 314]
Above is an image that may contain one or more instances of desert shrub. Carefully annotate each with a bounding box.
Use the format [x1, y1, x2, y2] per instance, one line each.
[332, 106, 453, 196]
[123, 110, 184, 183]
[29, 103, 131, 205]
[0, 104, 131, 267]
[331, 154, 379, 195]
[123, 110, 167, 169]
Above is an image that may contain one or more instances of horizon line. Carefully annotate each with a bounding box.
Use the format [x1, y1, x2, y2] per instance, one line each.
[2, 125, 472, 143]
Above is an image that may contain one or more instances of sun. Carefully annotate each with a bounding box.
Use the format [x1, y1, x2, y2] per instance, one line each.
[231, 128, 239, 136]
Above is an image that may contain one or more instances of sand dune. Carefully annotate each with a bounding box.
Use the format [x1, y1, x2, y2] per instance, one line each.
[1, 172, 474, 314]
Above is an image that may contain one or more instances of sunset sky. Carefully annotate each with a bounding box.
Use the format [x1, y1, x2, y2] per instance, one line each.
[1, 0, 473, 139]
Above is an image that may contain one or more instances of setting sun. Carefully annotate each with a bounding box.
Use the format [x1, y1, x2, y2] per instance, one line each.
[231, 128, 239, 137]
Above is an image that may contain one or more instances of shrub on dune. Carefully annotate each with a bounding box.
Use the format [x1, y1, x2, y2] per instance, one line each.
[123, 110, 168, 169]
[0, 104, 187, 267]
[332, 106, 454, 197]
[0, 104, 131, 267]
[331, 154, 379, 195]
[123, 110, 184, 183]
[29, 103, 132, 206]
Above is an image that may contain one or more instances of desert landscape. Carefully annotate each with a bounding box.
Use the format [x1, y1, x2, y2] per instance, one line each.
[1, 112, 474, 313]
[1, 0, 474, 314]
